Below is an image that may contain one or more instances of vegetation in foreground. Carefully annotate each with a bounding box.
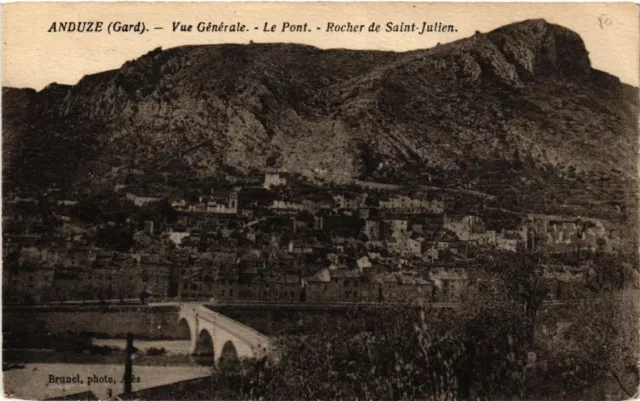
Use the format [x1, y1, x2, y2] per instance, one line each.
[200, 252, 639, 401]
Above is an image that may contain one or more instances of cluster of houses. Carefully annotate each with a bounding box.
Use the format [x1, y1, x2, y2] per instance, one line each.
[2, 170, 625, 305]
[4, 243, 595, 305]
[2, 243, 471, 305]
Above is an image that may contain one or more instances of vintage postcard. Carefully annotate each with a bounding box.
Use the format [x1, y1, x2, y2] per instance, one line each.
[2, 2, 639, 400]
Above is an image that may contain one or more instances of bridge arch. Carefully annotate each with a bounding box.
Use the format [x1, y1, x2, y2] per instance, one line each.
[177, 318, 191, 340]
[194, 329, 214, 356]
[219, 340, 239, 367]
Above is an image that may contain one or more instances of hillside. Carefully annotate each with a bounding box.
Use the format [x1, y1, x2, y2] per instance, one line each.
[3, 19, 638, 220]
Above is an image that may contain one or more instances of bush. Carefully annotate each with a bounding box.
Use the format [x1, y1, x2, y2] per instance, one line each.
[207, 306, 489, 401]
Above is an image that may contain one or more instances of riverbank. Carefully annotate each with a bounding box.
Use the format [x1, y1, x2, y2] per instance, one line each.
[4, 346, 197, 367]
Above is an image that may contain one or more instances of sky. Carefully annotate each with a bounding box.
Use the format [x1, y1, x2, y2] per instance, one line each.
[2, 2, 638, 90]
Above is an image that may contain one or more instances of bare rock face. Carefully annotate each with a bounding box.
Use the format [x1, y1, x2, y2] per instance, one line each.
[2, 19, 638, 217]
[487, 19, 591, 79]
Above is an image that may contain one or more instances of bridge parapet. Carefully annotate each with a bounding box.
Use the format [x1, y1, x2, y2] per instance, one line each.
[210, 309, 268, 343]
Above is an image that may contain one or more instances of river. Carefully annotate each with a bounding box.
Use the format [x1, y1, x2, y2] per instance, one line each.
[3, 339, 211, 399]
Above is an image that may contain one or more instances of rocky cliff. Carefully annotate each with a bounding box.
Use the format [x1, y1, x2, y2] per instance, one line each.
[3, 19, 638, 217]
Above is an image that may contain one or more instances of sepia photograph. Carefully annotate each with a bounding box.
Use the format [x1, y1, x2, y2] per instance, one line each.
[2, 2, 639, 400]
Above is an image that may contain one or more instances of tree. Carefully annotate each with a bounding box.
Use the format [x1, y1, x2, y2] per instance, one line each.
[545, 290, 639, 400]
[70, 200, 100, 223]
[95, 225, 134, 252]
[458, 270, 531, 398]
[465, 247, 640, 400]
[585, 253, 638, 293]
[473, 248, 551, 346]
[134, 199, 177, 227]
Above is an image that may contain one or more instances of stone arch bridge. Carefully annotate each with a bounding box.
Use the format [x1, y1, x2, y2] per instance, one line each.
[177, 303, 271, 365]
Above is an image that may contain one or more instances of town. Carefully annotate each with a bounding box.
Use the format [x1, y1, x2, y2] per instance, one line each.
[2, 168, 627, 306]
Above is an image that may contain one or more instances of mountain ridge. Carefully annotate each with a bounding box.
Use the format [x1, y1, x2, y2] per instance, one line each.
[3, 19, 638, 220]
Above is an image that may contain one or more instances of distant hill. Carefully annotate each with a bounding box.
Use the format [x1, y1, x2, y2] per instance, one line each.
[3, 19, 637, 220]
